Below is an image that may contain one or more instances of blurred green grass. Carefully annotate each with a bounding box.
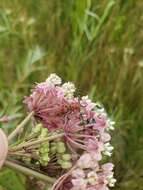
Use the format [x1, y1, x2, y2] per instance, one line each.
[0, 0, 143, 189]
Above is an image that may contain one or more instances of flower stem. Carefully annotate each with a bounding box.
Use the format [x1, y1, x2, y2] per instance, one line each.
[0, 114, 22, 123]
[10, 133, 64, 152]
[51, 165, 76, 190]
[8, 152, 32, 158]
[5, 160, 56, 183]
[8, 111, 34, 142]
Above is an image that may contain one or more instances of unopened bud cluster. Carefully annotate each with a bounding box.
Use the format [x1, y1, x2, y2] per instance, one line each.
[51, 141, 72, 169]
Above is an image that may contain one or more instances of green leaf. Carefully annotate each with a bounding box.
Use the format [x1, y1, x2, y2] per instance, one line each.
[0, 169, 26, 190]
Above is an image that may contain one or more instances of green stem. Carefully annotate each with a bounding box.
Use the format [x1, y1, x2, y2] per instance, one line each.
[10, 133, 64, 152]
[5, 160, 56, 183]
[0, 114, 22, 123]
[8, 111, 34, 142]
[8, 152, 31, 158]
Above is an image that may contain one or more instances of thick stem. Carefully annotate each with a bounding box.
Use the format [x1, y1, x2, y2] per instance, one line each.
[10, 133, 64, 152]
[5, 160, 56, 183]
[8, 111, 34, 142]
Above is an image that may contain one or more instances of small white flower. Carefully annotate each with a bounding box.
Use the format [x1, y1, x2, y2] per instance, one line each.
[109, 178, 117, 187]
[82, 96, 89, 101]
[46, 73, 62, 85]
[107, 174, 117, 187]
[94, 102, 107, 117]
[103, 143, 114, 157]
[87, 171, 98, 185]
[62, 82, 75, 98]
[81, 96, 96, 108]
[106, 118, 115, 131]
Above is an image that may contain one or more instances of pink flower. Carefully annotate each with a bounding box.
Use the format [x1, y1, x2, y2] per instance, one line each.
[86, 138, 104, 160]
[90, 185, 109, 190]
[93, 115, 107, 130]
[77, 153, 97, 169]
[72, 168, 85, 178]
[71, 178, 87, 190]
[87, 186, 109, 190]
[100, 132, 111, 142]
[81, 96, 96, 112]
[102, 163, 114, 172]
[24, 77, 79, 131]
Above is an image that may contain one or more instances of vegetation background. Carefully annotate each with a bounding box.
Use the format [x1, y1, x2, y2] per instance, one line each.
[0, 0, 143, 189]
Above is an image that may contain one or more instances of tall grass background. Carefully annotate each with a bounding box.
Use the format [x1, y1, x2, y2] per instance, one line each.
[0, 0, 143, 189]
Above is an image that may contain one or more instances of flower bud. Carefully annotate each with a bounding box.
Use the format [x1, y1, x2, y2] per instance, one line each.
[40, 128, 48, 138]
[32, 124, 42, 134]
[56, 142, 66, 153]
[62, 154, 71, 161]
[57, 146, 66, 154]
[61, 161, 72, 169]
[50, 146, 57, 153]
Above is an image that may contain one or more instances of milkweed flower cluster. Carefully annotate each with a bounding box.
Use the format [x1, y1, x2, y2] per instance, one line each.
[24, 73, 116, 190]
[71, 154, 116, 190]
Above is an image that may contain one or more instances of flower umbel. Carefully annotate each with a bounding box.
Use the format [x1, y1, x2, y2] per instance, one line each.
[22, 74, 116, 190]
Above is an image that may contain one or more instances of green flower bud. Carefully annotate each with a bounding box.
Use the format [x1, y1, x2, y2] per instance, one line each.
[57, 159, 64, 165]
[39, 142, 49, 155]
[51, 142, 56, 147]
[22, 157, 31, 164]
[40, 128, 48, 138]
[57, 146, 66, 154]
[56, 141, 66, 153]
[62, 154, 71, 161]
[42, 143, 49, 149]
[42, 155, 50, 162]
[56, 142, 65, 148]
[40, 160, 48, 166]
[32, 124, 42, 134]
[61, 161, 72, 169]
[40, 147, 49, 154]
[39, 153, 50, 166]
[50, 146, 56, 153]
